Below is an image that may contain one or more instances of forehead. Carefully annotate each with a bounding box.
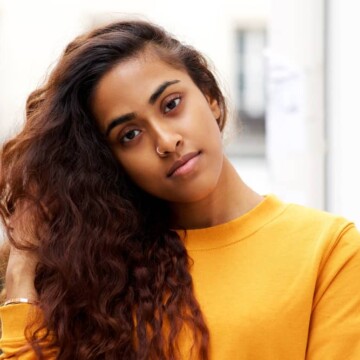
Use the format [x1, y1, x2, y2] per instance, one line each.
[91, 51, 192, 129]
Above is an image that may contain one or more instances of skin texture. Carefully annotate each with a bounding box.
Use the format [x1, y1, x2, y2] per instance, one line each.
[92, 52, 263, 229]
[6, 206, 39, 300]
[92, 53, 223, 204]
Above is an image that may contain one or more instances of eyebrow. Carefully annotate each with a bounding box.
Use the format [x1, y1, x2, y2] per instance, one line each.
[148, 79, 180, 104]
[105, 79, 180, 137]
[105, 113, 136, 137]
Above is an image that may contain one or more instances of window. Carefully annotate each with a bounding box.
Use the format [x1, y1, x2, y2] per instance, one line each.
[228, 28, 267, 157]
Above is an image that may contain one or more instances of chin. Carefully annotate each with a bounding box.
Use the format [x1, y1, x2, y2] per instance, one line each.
[166, 181, 219, 204]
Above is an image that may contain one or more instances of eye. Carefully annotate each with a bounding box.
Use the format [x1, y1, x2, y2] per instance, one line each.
[120, 129, 141, 143]
[163, 96, 181, 114]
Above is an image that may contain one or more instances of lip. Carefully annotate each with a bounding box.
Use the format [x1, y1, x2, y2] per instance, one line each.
[167, 151, 201, 177]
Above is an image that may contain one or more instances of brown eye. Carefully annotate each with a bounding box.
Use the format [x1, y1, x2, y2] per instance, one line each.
[120, 129, 141, 143]
[164, 97, 181, 114]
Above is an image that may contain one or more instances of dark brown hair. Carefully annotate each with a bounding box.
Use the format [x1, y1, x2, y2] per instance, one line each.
[0, 20, 227, 359]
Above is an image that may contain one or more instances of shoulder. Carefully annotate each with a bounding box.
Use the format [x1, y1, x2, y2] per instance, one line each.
[270, 195, 360, 257]
[264, 194, 356, 234]
[281, 199, 356, 236]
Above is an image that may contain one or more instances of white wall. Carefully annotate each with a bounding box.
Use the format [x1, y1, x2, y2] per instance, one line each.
[0, 1, 86, 140]
[267, 0, 325, 209]
[327, 0, 360, 226]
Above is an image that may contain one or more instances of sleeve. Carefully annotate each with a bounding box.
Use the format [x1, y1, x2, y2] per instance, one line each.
[306, 224, 360, 359]
[0, 303, 56, 359]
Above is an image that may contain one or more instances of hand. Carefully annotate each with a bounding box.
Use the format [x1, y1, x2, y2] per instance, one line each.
[5, 244, 38, 300]
[5, 201, 40, 301]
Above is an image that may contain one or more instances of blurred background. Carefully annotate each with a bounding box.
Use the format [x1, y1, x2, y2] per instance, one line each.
[0, 0, 359, 226]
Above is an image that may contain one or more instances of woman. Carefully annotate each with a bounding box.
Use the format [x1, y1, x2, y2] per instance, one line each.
[0, 20, 359, 360]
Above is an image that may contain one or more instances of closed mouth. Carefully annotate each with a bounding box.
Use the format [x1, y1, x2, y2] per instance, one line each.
[167, 151, 201, 177]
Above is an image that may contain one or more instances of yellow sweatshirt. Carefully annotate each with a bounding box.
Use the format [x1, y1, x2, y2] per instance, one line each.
[1, 195, 360, 359]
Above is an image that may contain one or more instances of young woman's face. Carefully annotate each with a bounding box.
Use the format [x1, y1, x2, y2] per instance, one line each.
[92, 52, 224, 203]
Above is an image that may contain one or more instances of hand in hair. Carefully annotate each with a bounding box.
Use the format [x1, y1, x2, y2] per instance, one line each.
[5, 202, 39, 302]
[6, 247, 37, 302]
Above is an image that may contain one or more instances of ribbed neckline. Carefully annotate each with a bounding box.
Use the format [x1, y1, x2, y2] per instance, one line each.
[178, 194, 288, 251]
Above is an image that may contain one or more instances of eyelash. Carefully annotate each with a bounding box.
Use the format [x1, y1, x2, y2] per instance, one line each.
[163, 95, 182, 114]
[120, 129, 141, 143]
[119, 94, 182, 144]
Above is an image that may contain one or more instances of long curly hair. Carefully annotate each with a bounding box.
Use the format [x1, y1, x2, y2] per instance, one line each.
[0, 20, 227, 359]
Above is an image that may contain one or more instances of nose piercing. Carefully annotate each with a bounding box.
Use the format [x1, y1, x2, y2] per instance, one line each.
[156, 146, 168, 157]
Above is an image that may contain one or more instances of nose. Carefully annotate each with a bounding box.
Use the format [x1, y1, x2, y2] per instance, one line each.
[153, 124, 183, 157]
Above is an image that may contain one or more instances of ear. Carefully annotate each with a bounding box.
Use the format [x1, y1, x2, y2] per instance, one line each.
[206, 95, 221, 120]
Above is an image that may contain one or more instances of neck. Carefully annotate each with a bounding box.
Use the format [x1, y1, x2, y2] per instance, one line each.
[169, 156, 263, 229]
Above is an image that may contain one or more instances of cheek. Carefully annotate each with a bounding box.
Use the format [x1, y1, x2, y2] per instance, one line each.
[190, 112, 222, 150]
[117, 153, 162, 192]
[189, 101, 221, 136]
